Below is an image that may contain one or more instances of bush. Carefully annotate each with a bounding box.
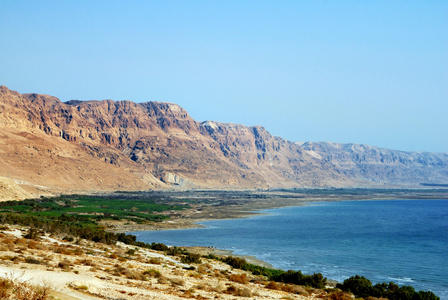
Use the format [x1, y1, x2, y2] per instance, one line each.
[336, 275, 440, 300]
[170, 278, 185, 287]
[24, 228, 42, 240]
[336, 275, 372, 297]
[273, 270, 327, 289]
[150, 243, 169, 251]
[229, 274, 249, 284]
[265, 281, 281, 290]
[58, 260, 71, 271]
[24, 257, 42, 265]
[223, 256, 247, 269]
[325, 290, 353, 300]
[165, 246, 188, 256]
[143, 269, 162, 278]
[181, 253, 201, 264]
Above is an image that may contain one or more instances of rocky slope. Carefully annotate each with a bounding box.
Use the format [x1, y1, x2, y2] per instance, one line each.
[0, 85, 447, 196]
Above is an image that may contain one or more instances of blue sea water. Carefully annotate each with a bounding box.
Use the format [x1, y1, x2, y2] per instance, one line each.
[131, 199, 448, 299]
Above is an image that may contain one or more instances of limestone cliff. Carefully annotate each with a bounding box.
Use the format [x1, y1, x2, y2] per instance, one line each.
[0, 85, 446, 196]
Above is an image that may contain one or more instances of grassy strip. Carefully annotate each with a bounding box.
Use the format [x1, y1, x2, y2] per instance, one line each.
[0, 195, 186, 223]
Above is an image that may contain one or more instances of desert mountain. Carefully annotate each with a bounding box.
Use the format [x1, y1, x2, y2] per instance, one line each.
[0, 85, 447, 196]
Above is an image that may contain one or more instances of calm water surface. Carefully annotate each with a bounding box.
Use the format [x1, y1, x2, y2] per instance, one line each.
[131, 199, 448, 299]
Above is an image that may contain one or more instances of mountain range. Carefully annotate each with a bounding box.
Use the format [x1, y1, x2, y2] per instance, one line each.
[0, 85, 447, 198]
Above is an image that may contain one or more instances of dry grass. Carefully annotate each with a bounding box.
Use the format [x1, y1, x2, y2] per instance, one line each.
[266, 280, 281, 290]
[170, 277, 185, 287]
[229, 273, 249, 284]
[143, 268, 163, 278]
[0, 226, 328, 300]
[0, 275, 51, 300]
[147, 257, 161, 264]
[325, 290, 353, 300]
[225, 284, 253, 297]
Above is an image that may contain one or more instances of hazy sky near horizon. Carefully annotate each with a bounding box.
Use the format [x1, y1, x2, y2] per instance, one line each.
[1, 1, 447, 152]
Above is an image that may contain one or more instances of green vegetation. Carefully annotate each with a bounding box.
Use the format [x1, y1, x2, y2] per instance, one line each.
[337, 275, 439, 300]
[221, 256, 326, 289]
[0, 194, 188, 245]
[0, 194, 186, 223]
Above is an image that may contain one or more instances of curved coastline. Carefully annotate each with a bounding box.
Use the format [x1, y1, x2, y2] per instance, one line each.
[118, 194, 448, 299]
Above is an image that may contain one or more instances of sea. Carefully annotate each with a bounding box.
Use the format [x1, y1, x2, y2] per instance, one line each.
[130, 199, 448, 299]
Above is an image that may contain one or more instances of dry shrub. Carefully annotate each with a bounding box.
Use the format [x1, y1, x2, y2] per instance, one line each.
[16, 238, 28, 245]
[172, 269, 183, 276]
[69, 283, 89, 291]
[122, 269, 145, 280]
[26, 240, 46, 250]
[79, 259, 96, 266]
[58, 260, 71, 271]
[250, 276, 266, 284]
[143, 269, 163, 279]
[225, 284, 237, 294]
[325, 291, 355, 300]
[194, 283, 209, 290]
[170, 278, 185, 287]
[188, 272, 202, 279]
[0, 276, 51, 300]
[157, 276, 169, 284]
[225, 285, 252, 297]
[55, 246, 73, 255]
[149, 257, 162, 265]
[72, 248, 83, 256]
[288, 284, 310, 295]
[90, 266, 99, 272]
[266, 281, 281, 290]
[236, 287, 253, 297]
[12, 256, 22, 264]
[197, 265, 208, 274]
[24, 257, 42, 265]
[213, 269, 227, 279]
[229, 273, 249, 284]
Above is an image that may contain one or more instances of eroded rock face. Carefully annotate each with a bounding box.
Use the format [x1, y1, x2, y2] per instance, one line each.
[0, 85, 447, 194]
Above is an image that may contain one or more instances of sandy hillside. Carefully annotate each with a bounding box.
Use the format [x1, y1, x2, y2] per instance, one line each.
[0, 177, 34, 201]
[0, 225, 340, 300]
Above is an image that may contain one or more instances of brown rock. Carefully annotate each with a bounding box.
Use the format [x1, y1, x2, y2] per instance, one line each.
[0, 85, 447, 198]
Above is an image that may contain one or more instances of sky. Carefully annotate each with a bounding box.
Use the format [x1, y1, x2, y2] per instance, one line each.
[1, 1, 447, 153]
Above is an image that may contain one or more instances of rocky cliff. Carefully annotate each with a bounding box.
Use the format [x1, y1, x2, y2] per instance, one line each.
[0, 85, 447, 195]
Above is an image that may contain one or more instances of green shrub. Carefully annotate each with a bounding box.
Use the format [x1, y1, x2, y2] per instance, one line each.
[336, 275, 440, 300]
[181, 253, 201, 264]
[273, 270, 327, 289]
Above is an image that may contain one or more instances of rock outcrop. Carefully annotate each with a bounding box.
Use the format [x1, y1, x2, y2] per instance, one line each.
[0, 85, 447, 196]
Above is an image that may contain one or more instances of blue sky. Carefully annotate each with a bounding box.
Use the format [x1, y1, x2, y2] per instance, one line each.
[1, 1, 447, 152]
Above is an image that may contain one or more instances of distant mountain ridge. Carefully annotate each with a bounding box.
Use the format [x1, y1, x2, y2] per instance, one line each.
[0, 85, 447, 195]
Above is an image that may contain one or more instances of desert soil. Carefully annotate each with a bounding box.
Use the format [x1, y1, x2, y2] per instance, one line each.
[0, 225, 323, 300]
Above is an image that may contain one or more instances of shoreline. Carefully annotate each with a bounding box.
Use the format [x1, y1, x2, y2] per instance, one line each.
[108, 194, 448, 234]
[107, 192, 448, 292]
[1, 190, 445, 299]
